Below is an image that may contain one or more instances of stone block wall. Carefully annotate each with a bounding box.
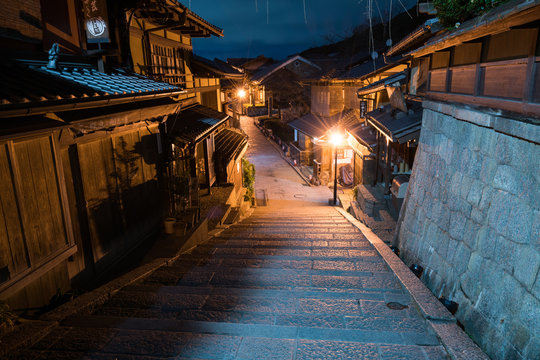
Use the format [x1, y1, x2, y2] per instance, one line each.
[395, 100, 539, 360]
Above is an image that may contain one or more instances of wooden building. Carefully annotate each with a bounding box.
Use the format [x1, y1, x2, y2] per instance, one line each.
[0, 0, 240, 310]
[0, 58, 183, 309]
[408, 2, 540, 117]
[191, 55, 245, 108]
[249, 55, 322, 120]
[128, 0, 224, 111]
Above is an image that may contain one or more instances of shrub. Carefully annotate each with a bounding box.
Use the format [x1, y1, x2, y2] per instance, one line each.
[242, 158, 256, 201]
[434, 0, 508, 28]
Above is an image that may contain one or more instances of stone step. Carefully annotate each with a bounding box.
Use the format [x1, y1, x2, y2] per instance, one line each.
[141, 264, 392, 278]
[172, 253, 384, 264]
[61, 316, 439, 346]
[215, 233, 366, 240]
[224, 207, 240, 224]
[120, 283, 409, 302]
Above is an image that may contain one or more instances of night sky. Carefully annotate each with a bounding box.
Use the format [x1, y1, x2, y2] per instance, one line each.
[190, 0, 417, 61]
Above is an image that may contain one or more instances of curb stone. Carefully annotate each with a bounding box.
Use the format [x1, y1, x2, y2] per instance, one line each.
[336, 207, 490, 360]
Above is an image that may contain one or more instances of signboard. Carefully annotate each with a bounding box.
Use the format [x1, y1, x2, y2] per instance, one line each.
[360, 100, 367, 118]
[81, 0, 110, 43]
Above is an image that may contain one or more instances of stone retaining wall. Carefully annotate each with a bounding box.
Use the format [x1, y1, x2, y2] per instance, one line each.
[395, 100, 539, 360]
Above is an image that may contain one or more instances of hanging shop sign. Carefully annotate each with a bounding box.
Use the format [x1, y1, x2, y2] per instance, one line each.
[360, 100, 367, 118]
[81, 0, 110, 43]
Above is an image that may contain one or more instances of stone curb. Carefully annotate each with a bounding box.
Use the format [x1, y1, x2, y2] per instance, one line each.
[335, 207, 489, 360]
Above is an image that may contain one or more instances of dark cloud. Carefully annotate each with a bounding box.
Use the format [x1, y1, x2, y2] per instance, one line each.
[189, 0, 416, 60]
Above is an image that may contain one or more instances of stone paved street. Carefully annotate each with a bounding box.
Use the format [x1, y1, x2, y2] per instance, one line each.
[8, 116, 451, 359]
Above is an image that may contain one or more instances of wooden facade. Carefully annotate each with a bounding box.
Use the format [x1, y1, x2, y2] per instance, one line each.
[411, 10, 540, 117]
[128, 1, 223, 110]
[0, 129, 76, 308]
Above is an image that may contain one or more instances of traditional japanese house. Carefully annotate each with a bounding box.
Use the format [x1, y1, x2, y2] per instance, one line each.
[191, 55, 245, 108]
[356, 64, 421, 197]
[0, 57, 183, 309]
[288, 109, 376, 186]
[249, 55, 322, 121]
[128, 0, 224, 110]
[0, 0, 237, 310]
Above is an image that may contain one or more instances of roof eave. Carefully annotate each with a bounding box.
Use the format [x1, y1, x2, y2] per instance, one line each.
[408, 0, 540, 58]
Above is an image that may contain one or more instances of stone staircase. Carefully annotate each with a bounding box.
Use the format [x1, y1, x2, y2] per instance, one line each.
[15, 206, 448, 359]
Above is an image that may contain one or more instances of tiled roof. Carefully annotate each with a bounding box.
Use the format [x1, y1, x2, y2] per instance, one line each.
[357, 70, 409, 96]
[251, 56, 321, 83]
[168, 104, 229, 143]
[288, 109, 357, 139]
[0, 60, 183, 114]
[214, 128, 248, 162]
[348, 123, 378, 150]
[192, 55, 243, 77]
[366, 101, 423, 143]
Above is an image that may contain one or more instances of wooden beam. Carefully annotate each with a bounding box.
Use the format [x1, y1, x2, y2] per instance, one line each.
[426, 91, 540, 118]
[50, 133, 76, 247]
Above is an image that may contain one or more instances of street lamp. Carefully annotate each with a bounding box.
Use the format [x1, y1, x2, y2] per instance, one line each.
[236, 88, 246, 115]
[237, 88, 246, 99]
[330, 130, 344, 206]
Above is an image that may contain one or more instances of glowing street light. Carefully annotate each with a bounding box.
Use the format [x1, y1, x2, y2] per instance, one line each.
[330, 132, 344, 147]
[237, 88, 246, 99]
[330, 129, 344, 206]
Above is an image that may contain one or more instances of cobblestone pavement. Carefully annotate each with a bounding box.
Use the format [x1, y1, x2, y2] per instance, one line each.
[8, 116, 450, 359]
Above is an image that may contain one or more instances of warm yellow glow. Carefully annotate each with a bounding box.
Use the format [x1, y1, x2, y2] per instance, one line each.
[237, 89, 246, 98]
[330, 132, 344, 146]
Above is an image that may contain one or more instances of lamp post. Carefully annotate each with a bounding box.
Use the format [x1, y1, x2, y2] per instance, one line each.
[330, 131, 344, 206]
[237, 88, 246, 115]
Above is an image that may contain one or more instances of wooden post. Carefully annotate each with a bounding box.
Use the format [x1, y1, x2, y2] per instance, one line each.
[373, 133, 380, 187]
[203, 139, 211, 195]
[385, 138, 392, 195]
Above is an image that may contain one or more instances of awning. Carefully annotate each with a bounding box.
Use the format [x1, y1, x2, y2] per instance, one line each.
[214, 128, 248, 162]
[357, 70, 408, 97]
[366, 101, 423, 143]
[168, 105, 229, 144]
[347, 123, 378, 151]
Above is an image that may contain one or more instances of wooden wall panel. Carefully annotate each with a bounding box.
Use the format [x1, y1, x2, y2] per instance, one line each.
[12, 137, 67, 265]
[533, 61, 540, 103]
[482, 63, 527, 99]
[0, 144, 28, 278]
[78, 138, 122, 260]
[139, 127, 159, 183]
[450, 67, 476, 95]
[429, 70, 447, 92]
